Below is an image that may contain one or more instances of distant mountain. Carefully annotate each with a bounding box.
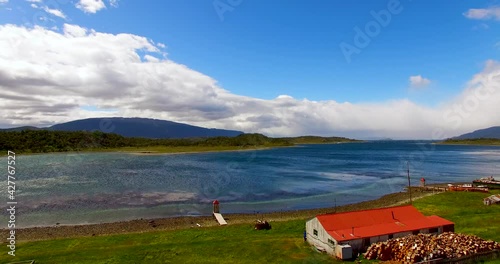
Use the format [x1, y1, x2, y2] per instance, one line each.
[454, 126, 500, 139]
[2, 118, 243, 139]
[0, 126, 40, 132]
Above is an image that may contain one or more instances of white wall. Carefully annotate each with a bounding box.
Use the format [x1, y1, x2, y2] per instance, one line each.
[306, 218, 449, 257]
[305, 218, 336, 255]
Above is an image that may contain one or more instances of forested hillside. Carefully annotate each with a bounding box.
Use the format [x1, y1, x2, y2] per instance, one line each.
[0, 130, 291, 154]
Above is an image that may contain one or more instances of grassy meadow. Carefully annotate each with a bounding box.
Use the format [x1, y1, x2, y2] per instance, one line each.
[2, 190, 499, 264]
[3, 220, 331, 264]
[413, 190, 500, 242]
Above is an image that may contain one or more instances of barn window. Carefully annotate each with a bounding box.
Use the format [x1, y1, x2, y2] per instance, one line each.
[328, 239, 335, 245]
[388, 234, 393, 239]
[313, 229, 318, 236]
[429, 228, 438, 233]
[412, 230, 419, 235]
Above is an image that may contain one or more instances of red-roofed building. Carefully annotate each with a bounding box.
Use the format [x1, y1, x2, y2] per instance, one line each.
[305, 205, 454, 259]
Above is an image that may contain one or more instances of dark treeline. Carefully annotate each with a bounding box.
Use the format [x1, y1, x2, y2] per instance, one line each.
[0, 130, 292, 154]
[284, 136, 358, 144]
[441, 138, 500, 145]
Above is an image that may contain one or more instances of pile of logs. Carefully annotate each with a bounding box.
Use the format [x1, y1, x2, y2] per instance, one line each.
[364, 232, 500, 263]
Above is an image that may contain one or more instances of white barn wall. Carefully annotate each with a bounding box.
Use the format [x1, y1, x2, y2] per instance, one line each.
[306, 216, 453, 259]
[306, 218, 336, 255]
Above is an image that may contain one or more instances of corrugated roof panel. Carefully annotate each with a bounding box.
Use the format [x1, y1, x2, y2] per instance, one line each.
[316, 205, 454, 242]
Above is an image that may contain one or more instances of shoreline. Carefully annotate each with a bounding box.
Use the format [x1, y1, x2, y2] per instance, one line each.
[0, 141, 361, 157]
[0, 145, 286, 157]
[3, 190, 439, 242]
[436, 143, 500, 147]
[125, 146, 284, 156]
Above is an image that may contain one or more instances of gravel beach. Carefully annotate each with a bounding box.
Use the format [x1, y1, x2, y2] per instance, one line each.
[1, 190, 436, 242]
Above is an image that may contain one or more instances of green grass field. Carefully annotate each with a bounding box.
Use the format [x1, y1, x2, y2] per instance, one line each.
[4, 220, 332, 264]
[2, 191, 499, 264]
[413, 190, 500, 242]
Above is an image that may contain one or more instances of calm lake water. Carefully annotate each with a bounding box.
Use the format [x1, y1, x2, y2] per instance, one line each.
[1, 141, 500, 227]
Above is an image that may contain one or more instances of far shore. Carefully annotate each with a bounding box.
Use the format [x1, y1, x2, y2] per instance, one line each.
[0, 145, 287, 157]
[125, 146, 284, 156]
[2, 189, 440, 242]
[437, 139, 500, 146]
[436, 142, 500, 146]
[0, 141, 363, 157]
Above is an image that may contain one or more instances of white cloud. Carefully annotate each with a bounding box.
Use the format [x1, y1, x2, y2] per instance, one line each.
[43, 6, 66, 19]
[76, 0, 106, 13]
[464, 7, 500, 20]
[29, 2, 67, 19]
[63, 24, 87, 37]
[0, 0, 8, 4]
[109, 0, 119, 8]
[0, 24, 499, 139]
[144, 55, 160, 63]
[26, 0, 42, 2]
[409, 75, 431, 88]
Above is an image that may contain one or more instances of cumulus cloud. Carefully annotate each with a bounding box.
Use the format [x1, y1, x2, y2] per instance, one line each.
[63, 24, 87, 37]
[0, 24, 499, 139]
[76, 0, 106, 13]
[43, 6, 66, 19]
[409, 75, 431, 89]
[464, 7, 500, 20]
[29, 2, 67, 19]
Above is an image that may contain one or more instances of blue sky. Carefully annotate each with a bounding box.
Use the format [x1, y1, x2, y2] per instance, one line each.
[0, 0, 499, 138]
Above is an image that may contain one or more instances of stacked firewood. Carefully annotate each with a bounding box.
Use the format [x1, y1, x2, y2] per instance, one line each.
[364, 232, 500, 263]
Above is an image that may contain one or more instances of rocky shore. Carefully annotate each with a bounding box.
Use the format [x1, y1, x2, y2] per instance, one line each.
[0, 191, 437, 242]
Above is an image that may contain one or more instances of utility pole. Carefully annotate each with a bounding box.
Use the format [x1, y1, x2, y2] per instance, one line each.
[407, 161, 412, 204]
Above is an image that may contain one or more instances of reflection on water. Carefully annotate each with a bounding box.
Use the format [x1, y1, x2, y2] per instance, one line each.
[1, 141, 499, 227]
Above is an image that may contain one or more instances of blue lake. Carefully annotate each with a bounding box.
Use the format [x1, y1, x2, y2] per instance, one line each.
[1, 141, 500, 227]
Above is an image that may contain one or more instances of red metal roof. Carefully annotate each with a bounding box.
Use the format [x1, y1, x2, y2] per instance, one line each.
[316, 205, 454, 242]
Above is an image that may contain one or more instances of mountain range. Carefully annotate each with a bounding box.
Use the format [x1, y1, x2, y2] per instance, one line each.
[454, 126, 500, 140]
[0, 118, 243, 138]
[3, 118, 499, 140]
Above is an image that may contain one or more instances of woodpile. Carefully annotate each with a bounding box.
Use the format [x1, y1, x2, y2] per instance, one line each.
[364, 232, 500, 263]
